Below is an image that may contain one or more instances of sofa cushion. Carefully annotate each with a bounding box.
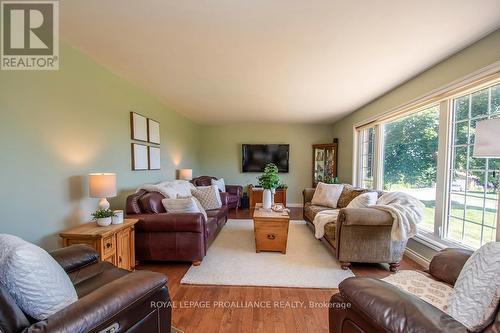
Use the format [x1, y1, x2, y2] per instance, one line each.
[162, 197, 207, 222]
[139, 192, 167, 214]
[304, 202, 332, 222]
[337, 184, 370, 208]
[347, 192, 378, 208]
[311, 183, 344, 208]
[211, 178, 226, 192]
[73, 262, 129, 298]
[0, 234, 78, 320]
[192, 185, 222, 210]
[447, 242, 500, 331]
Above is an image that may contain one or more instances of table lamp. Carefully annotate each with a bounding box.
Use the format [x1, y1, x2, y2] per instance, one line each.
[473, 118, 500, 241]
[178, 169, 193, 181]
[89, 173, 117, 210]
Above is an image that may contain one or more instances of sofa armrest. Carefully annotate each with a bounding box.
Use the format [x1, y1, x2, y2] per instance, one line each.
[226, 185, 242, 197]
[338, 208, 393, 226]
[133, 213, 205, 233]
[429, 248, 473, 285]
[50, 245, 99, 273]
[303, 188, 315, 204]
[220, 192, 229, 206]
[22, 271, 168, 333]
[334, 277, 468, 333]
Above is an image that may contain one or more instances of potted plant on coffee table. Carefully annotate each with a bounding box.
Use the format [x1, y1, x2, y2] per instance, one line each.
[257, 163, 281, 209]
[92, 209, 116, 227]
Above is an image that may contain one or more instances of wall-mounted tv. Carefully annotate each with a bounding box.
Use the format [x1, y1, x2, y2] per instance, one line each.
[242, 144, 289, 173]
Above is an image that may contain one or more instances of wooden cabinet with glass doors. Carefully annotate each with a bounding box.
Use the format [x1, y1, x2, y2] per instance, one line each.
[312, 142, 338, 187]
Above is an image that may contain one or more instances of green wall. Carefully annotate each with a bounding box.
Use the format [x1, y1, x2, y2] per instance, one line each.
[330, 29, 500, 260]
[198, 123, 334, 204]
[0, 42, 201, 249]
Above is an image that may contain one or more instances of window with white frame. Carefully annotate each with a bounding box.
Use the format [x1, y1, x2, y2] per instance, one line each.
[354, 80, 499, 249]
[358, 127, 375, 189]
[447, 84, 500, 248]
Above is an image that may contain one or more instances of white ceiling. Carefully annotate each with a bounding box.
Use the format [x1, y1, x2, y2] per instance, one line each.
[60, 1, 500, 124]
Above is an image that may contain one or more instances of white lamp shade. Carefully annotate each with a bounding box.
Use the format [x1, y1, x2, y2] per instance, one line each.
[178, 169, 193, 181]
[473, 119, 500, 158]
[89, 173, 117, 198]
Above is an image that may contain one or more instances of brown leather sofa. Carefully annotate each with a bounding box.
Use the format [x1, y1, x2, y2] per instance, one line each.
[303, 185, 405, 272]
[329, 248, 500, 333]
[0, 244, 171, 333]
[126, 189, 229, 265]
[192, 176, 243, 210]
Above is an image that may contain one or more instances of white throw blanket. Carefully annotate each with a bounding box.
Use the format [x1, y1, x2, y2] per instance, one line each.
[136, 184, 172, 198]
[313, 210, 339, 239]
[372, 191, 424, 241]
[136, 180, 195, 199]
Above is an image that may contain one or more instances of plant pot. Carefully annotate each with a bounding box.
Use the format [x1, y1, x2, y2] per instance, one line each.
[97, 217, 112, 227]
[262, 189, 272, 209]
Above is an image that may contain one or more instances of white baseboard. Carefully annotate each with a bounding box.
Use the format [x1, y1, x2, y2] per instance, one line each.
[287, 203, 303, 208]
[404, 247, 430, 269]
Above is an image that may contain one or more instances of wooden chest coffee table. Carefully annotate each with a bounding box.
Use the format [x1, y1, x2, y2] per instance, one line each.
[253, 203, 290, 254]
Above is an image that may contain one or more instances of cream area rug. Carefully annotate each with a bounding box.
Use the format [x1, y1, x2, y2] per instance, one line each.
[181, 219, 354, 288]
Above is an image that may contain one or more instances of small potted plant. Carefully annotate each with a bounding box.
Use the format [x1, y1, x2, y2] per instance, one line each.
[257, 163, 281, 209]
[92, 209, 116, 227]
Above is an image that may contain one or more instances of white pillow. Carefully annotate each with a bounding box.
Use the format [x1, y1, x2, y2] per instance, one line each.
[0, 234, 78, 320]
[211, 178, 226, 192]
[192, 185, 222, 210]
[447, 242, 500, 331]
[311, 183, 344, 208]
[162, 197, 207, 222]
[346, 192, 378, 209]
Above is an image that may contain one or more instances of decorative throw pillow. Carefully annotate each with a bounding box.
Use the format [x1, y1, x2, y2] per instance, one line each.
[192, 185, 222, 210]
[337, 184, 370, 208]
[311, 183, 344, 208]
[211, 178, 226, 193]
[162, 197, 207, 222]
[447, 242, 500, 331]
[346, 192, 378, 209]
[0, 234, 78, 320]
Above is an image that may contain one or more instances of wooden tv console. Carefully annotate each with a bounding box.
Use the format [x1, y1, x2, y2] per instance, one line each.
[248, 185, 287, 208]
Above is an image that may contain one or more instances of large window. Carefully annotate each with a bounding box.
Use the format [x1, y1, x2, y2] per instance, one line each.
[382, 106, 440, 233]
[355, 80, 499, 249]
[448, 85, 500, 248]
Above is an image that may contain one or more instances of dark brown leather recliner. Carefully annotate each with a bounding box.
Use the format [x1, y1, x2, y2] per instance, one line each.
[329, 248, 500, 333]
[0, 245, 172, 333]
[192, 176, 243, 210]
[126, 189, 229, 265]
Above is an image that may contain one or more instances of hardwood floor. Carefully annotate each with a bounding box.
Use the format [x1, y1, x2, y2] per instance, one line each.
[137, 208, 424, 333]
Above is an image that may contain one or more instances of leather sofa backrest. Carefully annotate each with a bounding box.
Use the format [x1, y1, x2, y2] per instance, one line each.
[0, 286, 30, 333]
[192, 176, 217, 187]
[139, 192, 167, 214]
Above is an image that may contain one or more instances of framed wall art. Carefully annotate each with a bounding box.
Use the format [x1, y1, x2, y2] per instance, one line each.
[130, 112, 148, 142]
[148, 118, 160, 144]
[148, 146, 161, 170]
[131, 143, 149, 170]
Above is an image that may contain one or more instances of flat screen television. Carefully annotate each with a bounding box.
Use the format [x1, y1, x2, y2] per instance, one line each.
[242, 144, 289, 173]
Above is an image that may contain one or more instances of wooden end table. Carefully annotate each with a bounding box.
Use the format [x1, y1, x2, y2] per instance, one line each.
[59, 219, 138, 271]
[253, 203, 290, 254]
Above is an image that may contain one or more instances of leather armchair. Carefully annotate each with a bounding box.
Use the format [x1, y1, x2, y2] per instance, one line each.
[192, 176, 243, 209]
[329, 248, 500, 333]
[0, 245, 171, 333]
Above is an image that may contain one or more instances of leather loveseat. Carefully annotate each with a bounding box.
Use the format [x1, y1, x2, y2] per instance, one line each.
[329, 248, 500, 333]
[192, 176, 243, 210]
[0, 244, 171, 333]
[126, 189, 229, 265]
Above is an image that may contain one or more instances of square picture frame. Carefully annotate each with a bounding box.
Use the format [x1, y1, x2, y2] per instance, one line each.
[148, 118, 160, 144]
[149, 146, 161, 170]
[131, 143, 149, 170]
[130, 112, 148, 142]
